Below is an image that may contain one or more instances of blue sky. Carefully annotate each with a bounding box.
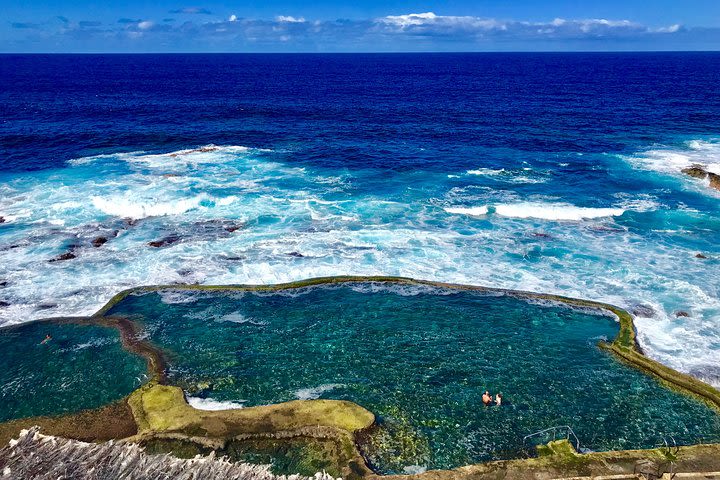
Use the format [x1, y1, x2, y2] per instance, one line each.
[3, 0, 720, 52]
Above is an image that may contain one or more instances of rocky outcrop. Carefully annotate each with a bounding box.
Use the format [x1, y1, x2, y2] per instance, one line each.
[0, 428, 338, 480]
[682, 164, 720, 192]
[148, 235, 182, 248]
[49, 252, 77, 262]
[92, 236, 108, 247]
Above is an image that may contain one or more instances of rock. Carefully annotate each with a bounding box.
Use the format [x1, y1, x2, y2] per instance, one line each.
[709, 172, 720, 191]
[682, 165, 708, 179]
[0, 216, 5, 224]
[92, 236, 108, 248]
[49, 252, 77, 262]
[682, 165, 720, 192]
[224, 224, 244, 233]
[0, 281, 7, 288]
[36, 303, 57, 310]
[148, 235, 181, 248]
[287, 251, 304, 258]
[223, 256, 245, 261]
[0, 301, 10, 308]
[696, 253, 708, 259]
[631, 304, 656, 318]
[675, 310, 690, 317]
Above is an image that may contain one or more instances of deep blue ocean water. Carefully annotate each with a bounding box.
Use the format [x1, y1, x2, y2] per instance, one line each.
[0, 53, 719, 383]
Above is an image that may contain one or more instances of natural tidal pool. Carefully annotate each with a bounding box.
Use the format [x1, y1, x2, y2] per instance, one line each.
[0, 320, 147, 422]
[106, 283, 720, 474]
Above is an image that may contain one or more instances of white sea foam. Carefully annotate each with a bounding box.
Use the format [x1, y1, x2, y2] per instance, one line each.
[1, 143, 719, 387]
[447, 202, 624, 221]
[444, 206, 489, 216]
[91, 194, 210, 219]
[624, 139, 720, 182]
[295, 384, 344, 400]
[186, 396, 246, 410]
[217, 312, 269, 326]
[159, 290, 202, 305]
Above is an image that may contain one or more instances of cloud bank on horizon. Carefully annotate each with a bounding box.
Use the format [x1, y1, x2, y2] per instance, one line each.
[4, 10, 720, 52]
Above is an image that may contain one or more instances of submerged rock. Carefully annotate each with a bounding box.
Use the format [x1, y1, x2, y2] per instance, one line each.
[675, 311, 691, 317]
[49, 252, 77, 262]
[0, 216, 5, 224]
[0, 301, 10, 308]
[91, 236, 108, 247]
[287, 251, 304, 258]
[631, 304, 656, 318]
[696, 253, 708, 259]
[148, 235, 182, 248]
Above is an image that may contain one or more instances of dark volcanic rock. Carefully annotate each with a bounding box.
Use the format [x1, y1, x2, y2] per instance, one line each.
[0, 301, 10, 308]
[92, 236, 108, 248]
[0, 281, 7, 288]
[631, 304, 656, 318]
[0, 216, 5, 224]
[675, 310, 691, 317]
[287, 251, 304, 258]
[49, 252, 77, 262]
[224, 224, 244, 233]
[696, 253, 708, 259]
[148, 235, 181, 248]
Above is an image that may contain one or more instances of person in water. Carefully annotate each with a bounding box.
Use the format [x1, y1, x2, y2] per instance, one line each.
[40, 334, 51, 345]
[495, 393, 502, 406]
[482, 391, 492, 406]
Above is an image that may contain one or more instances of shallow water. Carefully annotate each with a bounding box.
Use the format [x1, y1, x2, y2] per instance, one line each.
[107, 284, 720, 473]
[0, 321, 147, 422]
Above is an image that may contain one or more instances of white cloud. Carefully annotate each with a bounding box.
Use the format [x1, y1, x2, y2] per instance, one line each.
[379, 12, 503, 31]
[276, 15, 305, 23]
[137, 20, 154, 30]
[228, 14, 237, 22]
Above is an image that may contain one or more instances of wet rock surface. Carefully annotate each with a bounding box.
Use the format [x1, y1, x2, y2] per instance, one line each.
[49, 252, 77, 262]
[682, 164, 720, 192]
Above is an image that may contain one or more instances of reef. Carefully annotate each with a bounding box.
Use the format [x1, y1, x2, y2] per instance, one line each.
[1, 276, 720, 479]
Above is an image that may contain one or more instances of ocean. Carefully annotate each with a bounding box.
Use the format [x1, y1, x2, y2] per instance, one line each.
[1, 53, 719, 384]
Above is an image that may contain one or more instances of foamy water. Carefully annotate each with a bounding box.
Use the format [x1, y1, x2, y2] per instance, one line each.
[0, 142, 719, 385]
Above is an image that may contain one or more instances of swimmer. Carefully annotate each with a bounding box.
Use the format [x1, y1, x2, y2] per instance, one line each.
[495, 393, 502, 406]
[40, 334, 51, 345]
[482, 391, 492, 406]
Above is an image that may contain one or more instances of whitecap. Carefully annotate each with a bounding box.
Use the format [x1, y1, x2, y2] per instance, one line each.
[444, 206, 489, 216]
[623, 139, 720, 179]
[91, 194, 210, 219]
[446, 203, 624, 221]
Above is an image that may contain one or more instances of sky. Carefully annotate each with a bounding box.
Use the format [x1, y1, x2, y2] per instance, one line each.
[2, 0, 720, 52]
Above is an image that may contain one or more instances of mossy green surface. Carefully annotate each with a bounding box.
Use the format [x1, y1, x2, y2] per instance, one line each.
[129, 383, 375, 437]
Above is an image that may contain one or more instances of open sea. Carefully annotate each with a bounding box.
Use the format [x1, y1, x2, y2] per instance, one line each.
[1, 53, 719, 385]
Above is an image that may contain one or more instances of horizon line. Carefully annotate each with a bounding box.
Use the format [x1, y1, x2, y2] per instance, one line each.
[2, 50, 720, 55]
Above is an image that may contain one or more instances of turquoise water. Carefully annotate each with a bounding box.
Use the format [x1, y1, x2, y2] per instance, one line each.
[0, 320, 147, 422]
[107, 283, 720, 474]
